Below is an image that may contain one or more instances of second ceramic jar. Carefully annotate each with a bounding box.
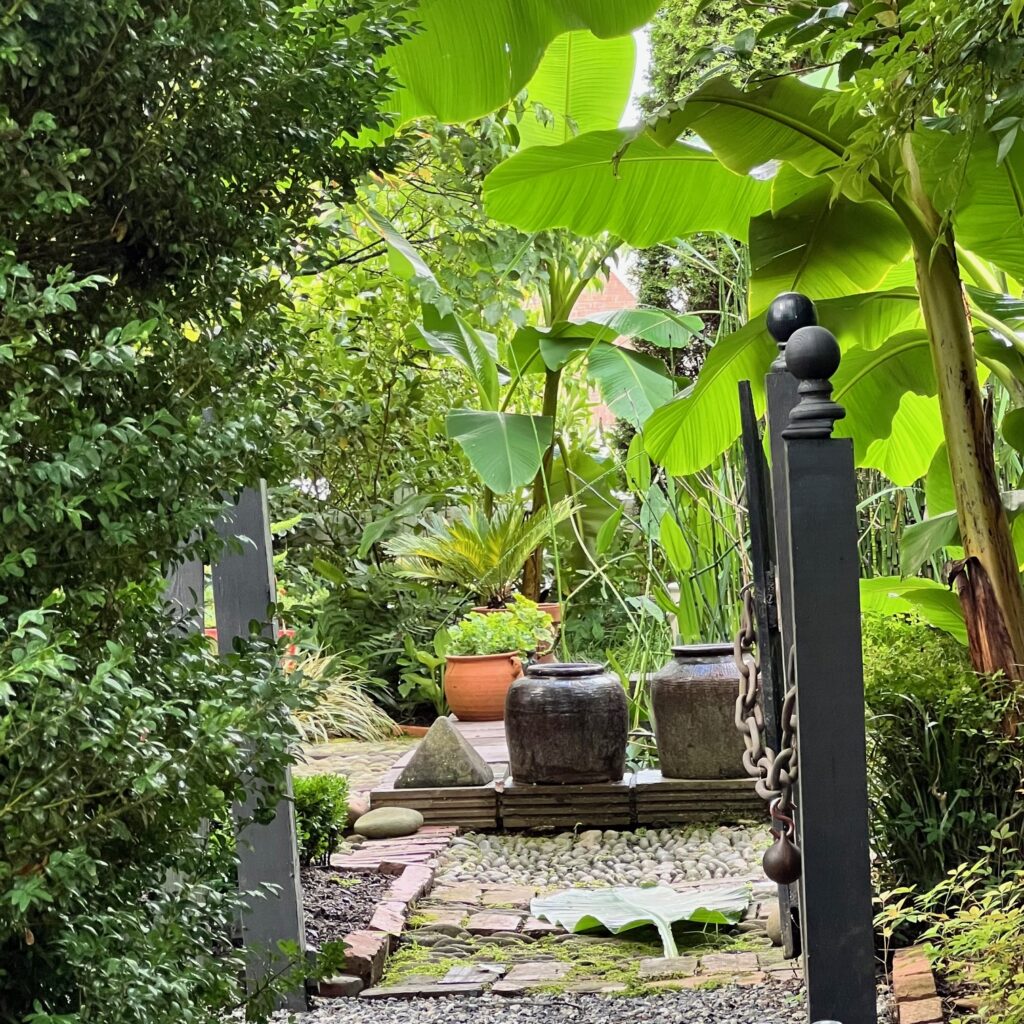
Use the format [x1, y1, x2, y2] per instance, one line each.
[650, 643, 745, 779]
[505, 662, 627, 784]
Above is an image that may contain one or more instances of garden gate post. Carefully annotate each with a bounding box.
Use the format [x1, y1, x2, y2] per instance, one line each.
[163, 547, 204, 634]
[780, 325, 876, 1024]
[212, 482, 307, 1011]
[755, 292, 823, 958]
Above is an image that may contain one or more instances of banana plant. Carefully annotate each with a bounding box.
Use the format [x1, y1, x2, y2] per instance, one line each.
[481, 71, 1024, 680]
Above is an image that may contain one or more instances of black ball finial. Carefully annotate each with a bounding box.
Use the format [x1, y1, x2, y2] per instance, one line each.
[766, 292, 817, 345]
[782, 325, 845, 439]
[785, 325, 841, 381]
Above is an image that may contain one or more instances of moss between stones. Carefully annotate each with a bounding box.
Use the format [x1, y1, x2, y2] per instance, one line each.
[383, 927, 760, 995]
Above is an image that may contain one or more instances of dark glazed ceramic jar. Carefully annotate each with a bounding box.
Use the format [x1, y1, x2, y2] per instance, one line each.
[650, 643, 745, 780]
[505, 662, 628, 784]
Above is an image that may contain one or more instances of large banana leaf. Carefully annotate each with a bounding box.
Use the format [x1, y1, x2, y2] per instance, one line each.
[860, 577, 966, 643]
[586, 343, 674, 428]
[644, 290, 922, 476]
[446, 410, 553, 493]
[531, 884, 749, 958]
[901, 491, 1024, 576]
[547, 447, 617, 571]
[749, 173, 910, 312]
[484, 130, 774, 245]
[508, 308, 702, 375]
[918, 128, 1024, 284]
[831, 332, 939, 486]
[518, 30, 636, 148]
[925, 444, 955, 516]
[371, 0, 658, 131]
[418, 308, 501, 410]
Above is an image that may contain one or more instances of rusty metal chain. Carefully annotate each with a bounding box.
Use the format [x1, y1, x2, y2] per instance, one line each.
[734, 583, 798, 811]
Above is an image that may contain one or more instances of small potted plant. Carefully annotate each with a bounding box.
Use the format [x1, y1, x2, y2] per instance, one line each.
[443, 596, 554, 721]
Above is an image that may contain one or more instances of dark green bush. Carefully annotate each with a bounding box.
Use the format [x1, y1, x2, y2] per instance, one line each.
[863, 613, 1024, 893]
[293, 775, 350, 866]
[0, 2, 404, 1021]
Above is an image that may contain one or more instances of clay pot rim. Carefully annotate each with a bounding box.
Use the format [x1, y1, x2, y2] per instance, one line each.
[526, 661, 606, 678]
[670, 642, 734, 658]
[445, 651, 521, 662]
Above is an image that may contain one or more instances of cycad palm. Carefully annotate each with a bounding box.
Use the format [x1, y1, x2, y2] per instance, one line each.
[386, 499, 577, 606]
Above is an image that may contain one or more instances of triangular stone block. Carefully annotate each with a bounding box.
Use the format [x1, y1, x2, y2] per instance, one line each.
[395, 716, 493, 789]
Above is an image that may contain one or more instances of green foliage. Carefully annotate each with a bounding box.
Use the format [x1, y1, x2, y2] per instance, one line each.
[0, 1, 403, 1019]
[446, 596, 554, 656]
[397, 634, 449, 718]
[293, 775, 350, 867]
[862, 614, 1023, 893]
[291, 654, 398, 743]
[878, 855, 1024, 1024]
[387, 500, 578, 606]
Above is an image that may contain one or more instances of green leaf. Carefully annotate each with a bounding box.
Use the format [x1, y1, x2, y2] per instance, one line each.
[901, 491, 1024, 576]
[548, 448, 617, 569]
[445, 410, 554, 492]
[859, 577, 967, 644]
[625, 432, 651, 493]
[749, 172, 910, 312]
[644, 319, 775, 476]
[362, 206, 437, 284]
[418, 309, 501, 409]
[595, 505, 623, 556]
[586, 343, 674, 427]
[519, 30, 636, 148]
[484, 130, 774, 246]
[831, 332, 939, 486]
[577, 307, 704, 347]
[531, 884, 750, 958]
[925, 444, 955, 516]
[659, 513, 693, 574]
[644, 290, 922, 476]
[650, 75, 863, 182]
[373, 0, 659, 130]
[1002, 407, 1024, 454]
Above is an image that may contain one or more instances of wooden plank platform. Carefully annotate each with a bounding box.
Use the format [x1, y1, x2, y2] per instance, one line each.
[369, 721, 767, 830]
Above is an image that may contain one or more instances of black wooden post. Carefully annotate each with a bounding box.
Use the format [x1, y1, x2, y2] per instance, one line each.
[212, 482, 307, 1011]
[781, 325, 876, 1024]
[763, 292, 820, 959]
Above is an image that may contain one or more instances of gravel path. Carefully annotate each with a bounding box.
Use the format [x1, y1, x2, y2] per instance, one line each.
[436, 826, 769, 888]
[293, 985, 806, 1023]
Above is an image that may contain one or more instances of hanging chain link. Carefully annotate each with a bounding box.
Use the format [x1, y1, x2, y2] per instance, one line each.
[734, 583, 798, 812]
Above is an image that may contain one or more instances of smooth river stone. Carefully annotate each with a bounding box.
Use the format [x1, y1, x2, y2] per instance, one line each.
[353, 806, 424, 839]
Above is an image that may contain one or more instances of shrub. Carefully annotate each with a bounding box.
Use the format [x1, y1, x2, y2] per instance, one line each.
[0, 1, 404, 1020]
[862, 613, 1024, 894]
[293, 775, 350, 866]
[445, 596, 554, 657]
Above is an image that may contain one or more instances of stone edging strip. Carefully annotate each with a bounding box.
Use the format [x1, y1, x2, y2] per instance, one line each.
[313, 826, 457, 998]
[891, 946, 943, 1024]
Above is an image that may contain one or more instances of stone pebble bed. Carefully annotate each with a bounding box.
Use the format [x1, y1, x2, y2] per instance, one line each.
[434, 825, 770, 888]
[293, 986, 806, 1024]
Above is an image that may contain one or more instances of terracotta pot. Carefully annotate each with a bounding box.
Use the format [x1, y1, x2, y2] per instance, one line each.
[444, 652, 523, 722]
[505, 662, 628, 784]
[650, 643, 746, 779]
[396, 724, 430, 738]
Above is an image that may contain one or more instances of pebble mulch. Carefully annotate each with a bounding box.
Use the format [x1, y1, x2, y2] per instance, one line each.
[295, 739, 415, 793]
[302, 869, 394, 947]
[292, 985, 807, 1023]
[435, 825, 769, 888]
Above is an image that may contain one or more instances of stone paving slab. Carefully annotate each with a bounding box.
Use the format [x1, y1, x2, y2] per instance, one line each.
[639, 956, 699, 979]
[466, 912, 524, 935]
[491, 961, 572, 994]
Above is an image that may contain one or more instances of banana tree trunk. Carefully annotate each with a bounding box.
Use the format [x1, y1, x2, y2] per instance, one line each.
[914, 235, 1024, 684]
[522, 366, 562, 601]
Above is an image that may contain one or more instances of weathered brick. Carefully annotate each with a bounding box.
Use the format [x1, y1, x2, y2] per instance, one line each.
[318, 974, 364, 998]
[368, 901, 405, 937]
[898, 997, 944, 1024]
[466, 912, 524, 935]
[342, 930, 390, 984]
[432, 883, 482, 904]
[639, 956, 699, 979]
[492, 961, 570, 993]
[700, 952, 759, 974]
[896, 971, 937, 1001]
[480, 885, 536, 908]
[387, 864, 434, 903]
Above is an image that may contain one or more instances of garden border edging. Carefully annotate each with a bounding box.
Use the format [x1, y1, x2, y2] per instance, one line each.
[891, 946, 943, 1024]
